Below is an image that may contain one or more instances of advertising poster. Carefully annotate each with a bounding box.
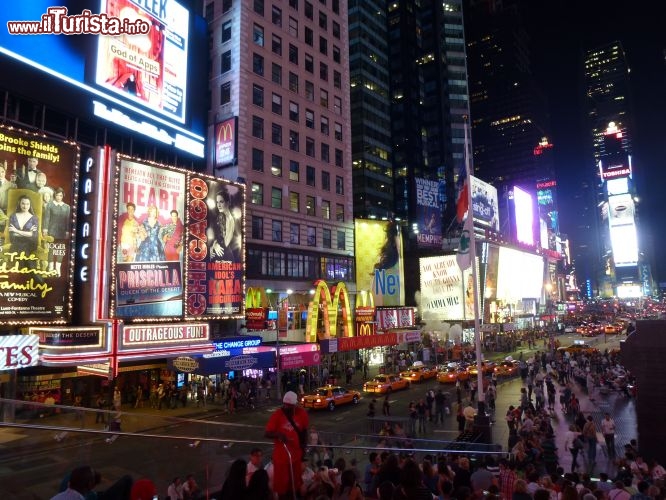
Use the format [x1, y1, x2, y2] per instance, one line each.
[471, 176, 499, 231]
[96, 0, 189, 122]
[419, 256, 464, 320]
[0, 126, 78, 324]
[114, 158, 185, 318]
[354, 219, 404, 306]
[414, 177, 442, 248]
[185, 175, 244, 318]
[215, 117, 237, 167]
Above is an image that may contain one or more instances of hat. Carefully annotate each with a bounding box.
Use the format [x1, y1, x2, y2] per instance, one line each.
[283, 391, 299, 405]
[130, 478, 157, 500]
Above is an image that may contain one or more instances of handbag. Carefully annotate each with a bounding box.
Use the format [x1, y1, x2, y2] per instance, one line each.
[282, 409, 308, 454]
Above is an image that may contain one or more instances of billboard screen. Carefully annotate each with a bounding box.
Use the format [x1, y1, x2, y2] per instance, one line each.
[610, 224, 638, 266]
[471, 176, 499, 231]
[354, 220, 404, 306]
[496, 247, 544, 302]
[185, 175, 245, 318]
[413, 177, 442, 248]
[114, 158, 186, 318]
[215, 117, 238, 168]
[419, 255, 476, 321]
[606, 177, 629, 196]
[0, 126, 79, 324]
[513, 186, 535, 246]
[0, 0, 206, 157]
[608, 194, 635, 226]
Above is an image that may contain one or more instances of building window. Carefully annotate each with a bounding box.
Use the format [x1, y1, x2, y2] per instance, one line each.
[253, 53, 264, 75]
[252, 215, 263, 239]
[252, 148, 264, 172]
[272, 34, 282, 55]
[289, 72, 299, 93]
[333, 70, 341, 89]
[306, 165, 315, 186]
[320, 62, 328, 81]
[305, 27, 313, 46]
[272, 93, 282, 114]
[253, 24, 264, 46]
[222, 20, 232, 43]
[306, 195, 316, 216]
[305, 1, 313, 19]
[290, 223, 300, 244]
[332, 20, 340, 39]
[332, 0, 339, 14]
[320, 116, 329, 135]
[333, 45, 341, 63]
[319, 36, 328, 55]
[336, 203, 344, 222]
[271, 187, 282, 209]
[251, 182, 264, 205]
[322, 171, 330, 191]
[335, 175, 344, 195]
[289, 0, 299, 9]
[319, 11, 327, 30]
[305, 137, 315, 157]
[205, 2, 214, 21]
[252, 84, 264, 107]
[337, 230, 345, 250]
[271, 123, 282, 145]
[334, 122, 343, 141]
[305, 109, 314, 129]
[220, 81, 231, 104]
[334, 96, 342, 115]
[252, 115, 264, 138]
[221, 50, 232, 73]
[289, 130, 300, 151]
[335, 148, 343, 167]
[305, 81, 314, 101]
[271, 154, 282, 176]
[272, 63, 282, 84]
[305, 54, 314, 73]
[272, 220, 282, 241]
[321, 143, 330, 162]
[307, 226, 316, 246]
[289, 44, 298, 64]
[254, 0, 264, 15]
[289, 191, 300, 212]
[288, 16, 298, 37]
[272, 5, 282, 26]
[289, 160, 300, 181]
[320, 89, 328, 108]
[321, 200, 330, 219]
[289, 101, 299, 122]
[323, 228, 331, 248]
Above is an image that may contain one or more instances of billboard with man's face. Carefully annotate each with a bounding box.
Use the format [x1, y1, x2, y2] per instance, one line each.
[0, 125, 79, 324]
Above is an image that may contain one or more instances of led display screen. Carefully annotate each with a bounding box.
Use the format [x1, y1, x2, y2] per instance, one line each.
[513, 186, 535, 246]
[471, 176, 499, 231]
[608, 194, 635, 226]
[496, 247, 544, 302]
[610, 224, 638, 266]
[606, 177, 629, 196]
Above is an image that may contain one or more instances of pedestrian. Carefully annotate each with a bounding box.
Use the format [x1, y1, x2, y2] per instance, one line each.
[134, 385, 143, 409]
[95, 393, 106, 424]
[382, 394, 390, 416]
[582, 415, 598, 471]
[182, 473, 201, 500]
[167, 477, 184, 500]
[416, 399, 427, 433]
[434, 389, 447, 424]
[601, 412, 616, 459]
[367, 398, 376, 418]
[105, 414, 122, 444]
[113, 387, 121, 411]
[425, 389, 435, 421]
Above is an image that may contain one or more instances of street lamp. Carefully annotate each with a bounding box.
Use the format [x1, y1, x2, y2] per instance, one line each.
[275, 289, 292, 401]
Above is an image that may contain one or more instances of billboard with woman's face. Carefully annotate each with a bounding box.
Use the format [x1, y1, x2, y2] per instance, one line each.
[0, 125, 79, 324]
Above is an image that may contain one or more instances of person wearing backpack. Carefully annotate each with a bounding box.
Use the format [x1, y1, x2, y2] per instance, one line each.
[564, 424, 584, 472]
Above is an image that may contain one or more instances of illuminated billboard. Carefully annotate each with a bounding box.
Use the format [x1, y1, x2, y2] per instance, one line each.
[608, 194, 635, 226]
[496, 247, 544, 302]
[215, 117, 238, 168]
[114, 158, 186, 318]
[0, 125, 79, 325]
[513, 186, 535, 246]
[419, 255, 477, 321]
[610, 224, 638, 266]
[471, 176, 499, 231]
[354, 220, 404, 306]
[0, 1, 206, 157]
[414, 177, 442, 248]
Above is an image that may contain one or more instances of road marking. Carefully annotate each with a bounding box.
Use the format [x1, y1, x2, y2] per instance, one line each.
[433, 430, 459, 433]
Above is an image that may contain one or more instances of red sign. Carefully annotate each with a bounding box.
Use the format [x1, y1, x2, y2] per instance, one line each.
[246, 307, 267, 330]
[356, 322, 376, 337]
[536, 180, 556, 189]
[601, 167, 631, 180]
[0, 335, 39, 370]
[337, 332, 397, 351]
[280, 350, 321, 369]
[355, 306, 375, 323]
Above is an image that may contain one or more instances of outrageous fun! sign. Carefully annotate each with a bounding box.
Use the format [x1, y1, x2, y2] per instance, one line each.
[185, 175, 245, 318]
[0, 126, 79, 324]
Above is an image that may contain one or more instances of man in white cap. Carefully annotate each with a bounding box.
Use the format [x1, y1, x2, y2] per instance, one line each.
[264, 390, 309, 500]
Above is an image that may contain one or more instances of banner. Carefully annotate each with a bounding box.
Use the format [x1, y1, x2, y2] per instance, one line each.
[0, 335, 39, 370]
[354, 220, 404, 306]
[215, 117, 237, 167]
[114, 158, 185, 318]
[470, 176, 499, 231]
[281, 350, 321, 370]
[414, 177, 442, 248]
[0, 126, 79, 324]
[419, 255, 465, 320]
[185, 175, 244, 318]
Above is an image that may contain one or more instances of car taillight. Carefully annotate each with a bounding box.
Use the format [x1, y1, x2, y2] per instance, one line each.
[316, 398, 321, 403]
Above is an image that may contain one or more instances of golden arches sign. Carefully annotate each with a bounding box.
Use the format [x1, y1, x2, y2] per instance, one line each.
[355, 290, 375, 308]
[245, 287, 267, 309]
[305, 280, 353, 343]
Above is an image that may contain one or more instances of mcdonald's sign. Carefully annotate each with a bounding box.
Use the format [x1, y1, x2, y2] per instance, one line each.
[305, 280, 353, 343]
[246, 288, 267, 309]
[356, 322, 376, 337]
[215, 117, 237, 167]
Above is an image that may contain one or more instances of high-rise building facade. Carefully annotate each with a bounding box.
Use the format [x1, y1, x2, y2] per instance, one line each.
[206, 0, 355, 306]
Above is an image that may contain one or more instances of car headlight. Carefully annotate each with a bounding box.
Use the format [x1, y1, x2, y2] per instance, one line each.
[316, 398, 321, 403]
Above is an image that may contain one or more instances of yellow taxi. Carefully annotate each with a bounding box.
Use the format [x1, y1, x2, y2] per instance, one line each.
[437, 365, 469, 384]
[557, 342, 599, 355]
[493, 361, 519, 377]
[300, 385, 361, 411]
[399, 362, 438, 383]
[467, 361, 496, 376]
[363, 374, 410, 394]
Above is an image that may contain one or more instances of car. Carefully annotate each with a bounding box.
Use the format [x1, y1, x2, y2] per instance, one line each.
[493, 360, 519, 377]
[564, 325, 576, 333]
[399, 363, 438, 382]
[363, 374, 410, 394]
[557, 343, 599, 355]
[437, 365, 470, 384]
[467, 361, 496, 376]
[300, 385, 361, 411]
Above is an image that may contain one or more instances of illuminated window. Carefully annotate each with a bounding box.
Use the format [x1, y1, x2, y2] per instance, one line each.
[320, 116, 329, 135]
[289, 101, 299, 122]
[305, 109, 314, 128]
[220, 82, 231, 105]
[321, 200, 330, 219]
[271, 154, 282, 176]
[334, 122, 342, 141]
[289, 191, 300, 212]
[336, 203, 344, 222]
[251, 182, 264, 205]
[289, 160, 300, 181]
[222, 21, 231, 43]
[271, 187, 282, 209]
[307, 226, 316, 246]
[306, 195, 316, 216]
[272, 93, 282, 114]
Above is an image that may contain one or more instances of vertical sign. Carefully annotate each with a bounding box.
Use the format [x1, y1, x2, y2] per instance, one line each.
[215, 117, 237, 167]
[0, 125, 79, 324]
[414, 177, 442, 248]
[186, 175, 245, 318]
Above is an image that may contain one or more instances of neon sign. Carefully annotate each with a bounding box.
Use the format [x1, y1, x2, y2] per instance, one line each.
[305, 280, 353, 342]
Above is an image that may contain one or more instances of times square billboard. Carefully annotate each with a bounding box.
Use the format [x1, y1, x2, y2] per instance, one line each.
[0, 0, 207, 158]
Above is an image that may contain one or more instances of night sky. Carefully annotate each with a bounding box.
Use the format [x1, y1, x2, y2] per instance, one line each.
[523, 1, 666, 285]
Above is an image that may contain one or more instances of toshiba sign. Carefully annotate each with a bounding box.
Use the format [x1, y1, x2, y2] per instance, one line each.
[0, 335, 39, 371]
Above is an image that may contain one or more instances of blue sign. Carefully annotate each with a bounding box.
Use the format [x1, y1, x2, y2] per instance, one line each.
[169, 350, 275, 375]
[212, 336, 262, 350]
